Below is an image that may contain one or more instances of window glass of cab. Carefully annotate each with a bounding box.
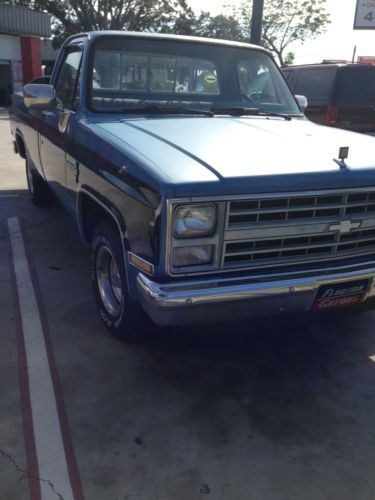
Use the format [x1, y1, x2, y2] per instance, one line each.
[90, 38, 300, 115]
[55, 49, 82, 110]
[92, 49, 219, 95]
[93, 51, 121, 89]
[237, 53, 297, 109]
[122, 54, 148, 91]
[150, 56, 219, 94]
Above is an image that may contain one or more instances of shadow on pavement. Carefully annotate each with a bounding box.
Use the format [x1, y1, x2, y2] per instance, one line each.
[4, 184, 375, 453]
[134, 308, 375, 447]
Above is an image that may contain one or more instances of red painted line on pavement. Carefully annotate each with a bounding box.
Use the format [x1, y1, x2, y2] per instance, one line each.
[22, 227, 85, 500]
[7, 217, 85, 500]
[6, 224, 42, 500]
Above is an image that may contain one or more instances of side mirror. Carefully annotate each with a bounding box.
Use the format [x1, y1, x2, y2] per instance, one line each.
[295, 94, 308, 112]
[23, 84, 56, 110]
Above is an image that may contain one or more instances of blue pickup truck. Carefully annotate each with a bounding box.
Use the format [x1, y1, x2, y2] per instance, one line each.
[9, 31, 375, 340]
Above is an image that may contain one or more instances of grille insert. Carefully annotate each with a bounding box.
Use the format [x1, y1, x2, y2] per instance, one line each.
[228, 192, 375, 228]
[224, 191, 375, 271]
[224, 229, 375, 268]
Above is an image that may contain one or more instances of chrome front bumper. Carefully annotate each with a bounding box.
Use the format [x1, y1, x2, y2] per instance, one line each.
[137, 267, 375, 326]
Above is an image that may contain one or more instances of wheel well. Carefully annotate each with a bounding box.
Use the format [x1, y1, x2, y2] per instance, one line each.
[15, 133, 26, 159]
[79, 193, 123, 244]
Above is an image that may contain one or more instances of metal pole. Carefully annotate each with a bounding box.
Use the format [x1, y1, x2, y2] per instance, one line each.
[250, 0, 264, 45]
[351, 45, 357, 63]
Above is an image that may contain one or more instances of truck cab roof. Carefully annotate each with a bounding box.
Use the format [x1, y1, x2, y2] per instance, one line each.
[64, 30, 272, 55]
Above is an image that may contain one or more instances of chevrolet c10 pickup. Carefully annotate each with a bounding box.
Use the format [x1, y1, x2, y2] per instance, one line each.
[9, 31, 375, 340]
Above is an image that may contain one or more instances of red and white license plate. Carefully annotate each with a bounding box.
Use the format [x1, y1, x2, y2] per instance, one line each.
[313, 279, 370, 311]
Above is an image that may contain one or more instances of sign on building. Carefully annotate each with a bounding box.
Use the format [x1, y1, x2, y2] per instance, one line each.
[354, 1, 375, 29]
[357, 55, 375, 64]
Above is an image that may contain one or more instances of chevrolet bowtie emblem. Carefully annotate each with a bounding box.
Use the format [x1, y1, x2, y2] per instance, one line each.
[328, 220, 361, 234]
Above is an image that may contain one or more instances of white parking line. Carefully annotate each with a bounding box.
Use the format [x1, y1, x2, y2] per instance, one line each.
[8, 216, 75, 500]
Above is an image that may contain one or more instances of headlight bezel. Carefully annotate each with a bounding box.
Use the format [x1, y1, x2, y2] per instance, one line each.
[167, 200, 226, 276]
[173, 203, 217, 239]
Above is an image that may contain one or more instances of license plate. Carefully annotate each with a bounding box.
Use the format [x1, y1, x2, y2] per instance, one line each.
[313, 278, 370, 311]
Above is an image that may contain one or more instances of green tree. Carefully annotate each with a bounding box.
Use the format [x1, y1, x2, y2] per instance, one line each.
[1, 0, 194, 47]
[194, 12, 245, 40]
[229, 0, 330, 65]
[1, 0, 330, 63]
[165, 10, 245, 40]
[261, 0, 330, 65]
[284, 51, 295, 65]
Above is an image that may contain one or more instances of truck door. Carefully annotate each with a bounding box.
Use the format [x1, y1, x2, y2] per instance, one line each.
[39, 46, 82, 212]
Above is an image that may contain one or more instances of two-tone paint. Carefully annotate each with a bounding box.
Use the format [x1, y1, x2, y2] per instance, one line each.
[9, 31, 375, 324]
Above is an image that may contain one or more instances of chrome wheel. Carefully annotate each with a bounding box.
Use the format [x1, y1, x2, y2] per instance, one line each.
[91, 223, 148, 340]
[96, 245, 123, 317]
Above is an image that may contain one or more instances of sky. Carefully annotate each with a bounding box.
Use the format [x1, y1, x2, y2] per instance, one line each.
[187, 0, 375, 64]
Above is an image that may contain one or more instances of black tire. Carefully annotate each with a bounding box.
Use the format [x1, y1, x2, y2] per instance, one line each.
[26, 156, 53, 206]
[90, 222, 149, 341]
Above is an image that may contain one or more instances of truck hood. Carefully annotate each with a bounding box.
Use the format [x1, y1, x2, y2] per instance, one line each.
[96, 116, 375, 194]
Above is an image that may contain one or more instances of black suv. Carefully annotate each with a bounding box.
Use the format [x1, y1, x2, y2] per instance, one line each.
[281, 63, 375, 134]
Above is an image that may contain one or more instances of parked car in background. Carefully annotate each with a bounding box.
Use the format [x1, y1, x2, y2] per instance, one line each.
[281, 63, 375, 134]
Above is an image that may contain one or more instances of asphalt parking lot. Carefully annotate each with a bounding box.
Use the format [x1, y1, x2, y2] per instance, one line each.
[2, 110, 375, 500]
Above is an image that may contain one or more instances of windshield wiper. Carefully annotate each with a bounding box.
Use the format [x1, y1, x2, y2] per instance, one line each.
[120, 105, 214, 117]
[119, 104, 296, 120]
[211, 106, 293, 121]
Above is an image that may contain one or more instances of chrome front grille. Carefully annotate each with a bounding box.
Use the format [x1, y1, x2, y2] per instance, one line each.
[227, 192, 375, 228]
[223, 190, 375, 270]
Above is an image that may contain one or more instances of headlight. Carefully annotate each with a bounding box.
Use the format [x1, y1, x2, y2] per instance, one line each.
[174, 204, 216, 238]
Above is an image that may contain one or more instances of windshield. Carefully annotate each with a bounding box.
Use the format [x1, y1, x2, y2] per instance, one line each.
[89, 37, 301, 115]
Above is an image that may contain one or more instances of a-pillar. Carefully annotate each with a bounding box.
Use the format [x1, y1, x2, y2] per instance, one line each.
[20, 36, 42, 84]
